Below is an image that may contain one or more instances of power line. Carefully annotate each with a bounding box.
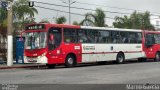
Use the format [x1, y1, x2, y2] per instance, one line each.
[32, 1, 131, 15]
[32, 1, 68, 8]
[32, 1, 160, 21]
[34, 5, 115, 20]
[32, 1, 160, 17]
[75, 1, 160, 16]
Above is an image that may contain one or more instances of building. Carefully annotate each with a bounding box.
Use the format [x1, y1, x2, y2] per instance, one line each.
[150, 16, 160, 30]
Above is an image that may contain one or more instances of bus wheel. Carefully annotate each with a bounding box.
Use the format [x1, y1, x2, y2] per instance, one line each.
[154, 52, 160, 62]
[46, 64, 56, 69]
[65, 55, 76, 68]
[116, 53, 125, 64]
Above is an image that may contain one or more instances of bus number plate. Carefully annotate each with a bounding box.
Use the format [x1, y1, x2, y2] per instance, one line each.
[28, 58, 37, 62]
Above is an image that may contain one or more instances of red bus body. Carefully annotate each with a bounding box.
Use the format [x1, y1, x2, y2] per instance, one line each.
[143, 31, 160, 59]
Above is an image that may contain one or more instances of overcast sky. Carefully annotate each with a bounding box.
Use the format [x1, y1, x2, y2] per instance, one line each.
[34, 0, 160, 26]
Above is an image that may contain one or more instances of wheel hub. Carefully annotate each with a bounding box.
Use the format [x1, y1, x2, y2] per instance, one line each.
[68, 58, 73, 65]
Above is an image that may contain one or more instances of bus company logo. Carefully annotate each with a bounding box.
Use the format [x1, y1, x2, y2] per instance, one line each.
[136, 46, 141, 48]
[83, 46, 95, 50]
[74, 46, 80, 50]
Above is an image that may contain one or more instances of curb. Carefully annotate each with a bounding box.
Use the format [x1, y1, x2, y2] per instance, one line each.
[0, 64, 46, 69]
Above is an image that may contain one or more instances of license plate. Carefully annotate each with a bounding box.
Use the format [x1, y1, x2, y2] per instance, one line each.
[28, 59, 37, 62]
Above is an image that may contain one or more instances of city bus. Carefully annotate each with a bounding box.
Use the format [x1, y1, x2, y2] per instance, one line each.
[22, 23, 159, 68]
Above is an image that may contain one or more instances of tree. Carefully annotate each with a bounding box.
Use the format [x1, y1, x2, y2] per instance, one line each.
[81, 8, 106, 27]
[55, 16, 66, 24]
[0, 8, 7, 26]
[113, 15, 132, 29]
[13, 0, 38, 30]
[39, 19, 50, 23]
[0, 8, 7, 37]
[113, 11, 155, 30]
[72, 21, 79, 25]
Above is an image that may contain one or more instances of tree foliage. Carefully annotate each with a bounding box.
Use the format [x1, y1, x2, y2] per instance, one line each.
[81, 8, 107, 27]
[113, 11, 155, 30]
[39, 19, 50, 23]
[55, 16, 66, 24]
[72, 21, 79, 25]
[13, 0, 38, 30]
[0, 7, 7, 36]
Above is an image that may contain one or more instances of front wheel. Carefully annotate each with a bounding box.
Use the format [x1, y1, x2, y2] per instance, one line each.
[65, 55, 76, 68]
[116, 53, 125, 64]
[154, 52, 160, 62]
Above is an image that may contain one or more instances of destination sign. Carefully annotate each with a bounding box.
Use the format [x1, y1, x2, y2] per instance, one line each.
[25, 24, 46, 30]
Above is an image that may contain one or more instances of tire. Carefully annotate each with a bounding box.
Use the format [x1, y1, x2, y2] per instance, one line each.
[46, 64, 56, 69]
[154, 52, 160, 62]
[116, 53, 125, 64]
[65, 55, 76, 68]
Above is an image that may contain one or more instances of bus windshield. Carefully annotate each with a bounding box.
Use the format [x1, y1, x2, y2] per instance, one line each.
[25, 32, 46, 49]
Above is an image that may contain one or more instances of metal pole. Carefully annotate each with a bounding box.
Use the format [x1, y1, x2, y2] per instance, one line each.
[7, 0, 13, 66]
[69, 0, 71, 24]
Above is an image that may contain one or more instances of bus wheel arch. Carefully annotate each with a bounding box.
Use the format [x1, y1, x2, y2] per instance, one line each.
[65, 53, 77, 68]
[154, 51, 160, 62]
[116, 52, 125, 64]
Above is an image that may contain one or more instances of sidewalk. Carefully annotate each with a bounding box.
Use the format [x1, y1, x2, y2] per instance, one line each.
[0, 63, 46, 69]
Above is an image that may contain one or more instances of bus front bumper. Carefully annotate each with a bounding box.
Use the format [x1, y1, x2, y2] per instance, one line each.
[24, 56, 48, 64]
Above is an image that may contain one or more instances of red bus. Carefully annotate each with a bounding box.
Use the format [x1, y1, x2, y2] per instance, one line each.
[22, 23, 159, 68]
[142, 31, 160, 62]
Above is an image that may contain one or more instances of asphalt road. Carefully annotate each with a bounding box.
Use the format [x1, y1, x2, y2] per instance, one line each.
[0, 60, 160, 90]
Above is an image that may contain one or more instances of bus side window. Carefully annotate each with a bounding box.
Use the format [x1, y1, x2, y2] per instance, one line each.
[95, 31, 102, 43]
[86, 29, 96, 43]
[136, 33, 142, 43]
[120, 32, 129, 43]
[155, 34, 160, 44]
[129, 32, 137, 43]
[78, 30, 88, 43]
[146, 34, 155, 45]
[99, 31, 110, 43]
[111, 31, 120, 43]
[64, 28, 77, 43]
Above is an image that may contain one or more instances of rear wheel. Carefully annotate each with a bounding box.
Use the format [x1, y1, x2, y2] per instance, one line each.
[46, 64, 56, 69]
[154, 52, 160, 62]
[65, 55, 76, 68]
[116, 53, 125, 64]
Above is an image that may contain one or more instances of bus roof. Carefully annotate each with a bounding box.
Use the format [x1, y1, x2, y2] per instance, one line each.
[26, 23, 81, 29]
[81, 26, 142, 32]
[26, 23, 159, 33]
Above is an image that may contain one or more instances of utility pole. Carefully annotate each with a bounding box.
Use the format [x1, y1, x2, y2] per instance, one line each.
[7, 0, 13, 66]
[62, 0, 76, 24]
[69, 0, 71, 24]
